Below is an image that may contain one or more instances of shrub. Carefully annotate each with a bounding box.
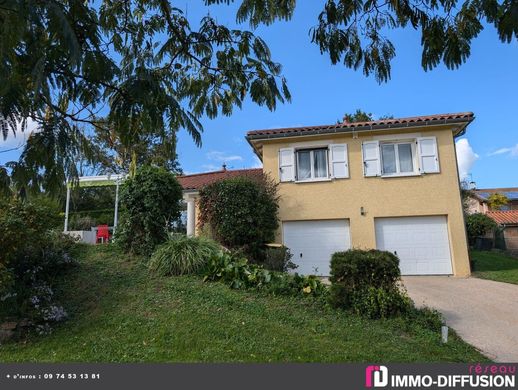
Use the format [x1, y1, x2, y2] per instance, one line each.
[465, 213, 497, 246]
[69, 215, 97, 230]
[117, 165, 183, 255]
[0, 198, 77, 329]
[350, 286, 411, 319]
[202, 252, 327, 298]
[329, 249, 409, 318]
[263, 245, 297, 272]
[198, 175, 279, 263]
[149, 236, 221, 276]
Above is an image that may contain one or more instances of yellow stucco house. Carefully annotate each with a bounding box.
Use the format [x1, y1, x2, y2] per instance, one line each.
[179, 112, 474, 277]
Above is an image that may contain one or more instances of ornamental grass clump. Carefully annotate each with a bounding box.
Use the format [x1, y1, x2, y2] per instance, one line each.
[149, 236, 222, 276]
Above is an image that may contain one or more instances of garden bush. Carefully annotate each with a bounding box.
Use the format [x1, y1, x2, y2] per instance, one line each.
[0, 198, 77, 331]
[117, 165, 183, 255]
[465, 213, 497, 246]
[202, 251, 327, 298]
[329, 249, 409, 318]
[149, 236, 222, 276]
[263, 245, 297, 272]
[198, 175, 279, 263]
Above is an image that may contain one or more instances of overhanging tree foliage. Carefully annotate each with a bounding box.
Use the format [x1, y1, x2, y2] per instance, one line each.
[0, 0, 291, 194]
[207, 0, 518, 82]
[2, 0, 517, 194]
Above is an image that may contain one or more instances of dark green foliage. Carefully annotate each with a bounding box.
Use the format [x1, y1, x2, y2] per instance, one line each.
[149, 236, 222, 276]
[350, 286, 411, 319]
[466, 213, 497, 245]
[209, 0, 518, 82]
[329, 249, 410, 318]
[263, 245, 297, 272]
[202, 252, 327, 299]
[198, 175, 279, 262]
[116, 166, 183, 255]
[1, 1, 290, 194]
[0, 198, 77, 328]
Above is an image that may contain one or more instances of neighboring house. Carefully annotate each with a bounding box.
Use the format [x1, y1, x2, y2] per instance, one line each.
[177, 167, 263, 236]
[468, 188, 518, 213]
[486, 211, 518, 251]
[466, 188, 518, 252]
[179, 112, 475, 277]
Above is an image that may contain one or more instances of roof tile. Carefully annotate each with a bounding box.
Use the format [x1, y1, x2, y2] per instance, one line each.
[246, 112, 474, 138]
[487, 211, 518, 225]
[178, 168, 263, 191]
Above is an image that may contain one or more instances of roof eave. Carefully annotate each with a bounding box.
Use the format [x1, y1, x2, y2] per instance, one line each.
[246, 117, 474, 142]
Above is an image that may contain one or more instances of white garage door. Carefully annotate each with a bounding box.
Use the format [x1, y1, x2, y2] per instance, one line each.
[375, 216, 453, 275]
[283, 220, 350, 276]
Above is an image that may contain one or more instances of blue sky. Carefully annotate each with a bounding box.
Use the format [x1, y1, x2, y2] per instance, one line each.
[1, 1, 517, 188]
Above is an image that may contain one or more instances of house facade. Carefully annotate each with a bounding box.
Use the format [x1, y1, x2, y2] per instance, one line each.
[466, 188, 518, 252]
[468, 188, 518, 214]
[179, 112, 474, 277]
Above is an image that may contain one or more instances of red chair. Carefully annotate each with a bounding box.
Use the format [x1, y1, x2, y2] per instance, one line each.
[96, 225, 110, 244]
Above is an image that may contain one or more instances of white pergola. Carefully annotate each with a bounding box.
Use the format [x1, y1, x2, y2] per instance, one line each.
[63, 174, 127, 234]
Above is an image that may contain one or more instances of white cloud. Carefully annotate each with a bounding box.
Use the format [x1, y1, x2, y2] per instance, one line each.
[200, 164, 221, 172]
[488, 144, 518, 158]
[206, 150, 243, 162]
[456, 138, 479, 181]
[251, 155, 263, 168]
[0, 118, 39, 152]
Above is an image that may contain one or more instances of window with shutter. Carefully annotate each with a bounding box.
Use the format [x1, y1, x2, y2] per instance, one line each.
[362, 141, 381, 177]
[417, 137, 440, 173]
[279, 148, 295, 182]
[330, 144, 349, 178]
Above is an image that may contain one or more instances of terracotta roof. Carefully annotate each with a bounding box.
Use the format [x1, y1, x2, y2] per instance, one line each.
[246, 112, 474, 139]
[487, 211, 518, 225]
[178, 168, 263, 191]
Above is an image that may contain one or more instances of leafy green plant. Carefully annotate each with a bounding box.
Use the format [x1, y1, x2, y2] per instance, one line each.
[202, 252, 327, 298]
[263, 245, 297, 272]
[116, 165, 183, 255]
[329, 249, 410, 318]
[198, 175, 279, 263]
[350, 286, 411, 319]
[0, 197, 77, 329]
[487, 193, 509, 210]
[149, 236, 221, 276]
[465, 213, 497, 246]
[69, 215, 97, 230]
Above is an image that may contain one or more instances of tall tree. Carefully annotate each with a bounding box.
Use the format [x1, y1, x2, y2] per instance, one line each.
[3, 0, 518, 194]
[207, 0, 518, 82]
[0, 0, 290, 194]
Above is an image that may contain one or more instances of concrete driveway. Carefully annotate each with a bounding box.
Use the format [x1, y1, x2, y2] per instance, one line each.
[403, 276, 518, 362]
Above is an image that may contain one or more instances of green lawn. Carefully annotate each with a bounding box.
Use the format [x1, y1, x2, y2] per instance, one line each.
[0, 246, 487, 362]
[471, 250, 518, 285]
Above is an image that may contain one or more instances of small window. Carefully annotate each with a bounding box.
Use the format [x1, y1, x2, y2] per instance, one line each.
[380, 142, 415, 176]
[296, 148, 328, 181]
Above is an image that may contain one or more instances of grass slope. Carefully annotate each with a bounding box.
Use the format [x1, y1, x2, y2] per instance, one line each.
[0, 246, 487, 362]
[471, 250, 518, 285]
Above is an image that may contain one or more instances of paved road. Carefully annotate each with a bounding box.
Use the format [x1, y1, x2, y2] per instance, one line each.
[403, 276, 518, 362]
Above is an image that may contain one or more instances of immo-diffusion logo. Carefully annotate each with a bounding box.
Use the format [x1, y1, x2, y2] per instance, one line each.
[365, 365, 388, 388]
[364, 364, 516, 388]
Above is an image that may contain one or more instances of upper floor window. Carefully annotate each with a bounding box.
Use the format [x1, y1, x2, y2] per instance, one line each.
[296, 148, 328, 180]
[380, 142, 415, 175]
[363, 136, 440, 177]
[279, 144, 349, 182]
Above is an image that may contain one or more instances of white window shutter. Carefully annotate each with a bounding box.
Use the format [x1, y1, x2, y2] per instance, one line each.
[362, 141, 381, 177]
[279, 148, 295, 182]
[329, 144, 349, 178]
[417, 137, 440, 173]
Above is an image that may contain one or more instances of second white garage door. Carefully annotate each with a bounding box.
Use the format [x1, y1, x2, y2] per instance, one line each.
[283, 220, 350, 276]
[375, 216, 453, 275]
